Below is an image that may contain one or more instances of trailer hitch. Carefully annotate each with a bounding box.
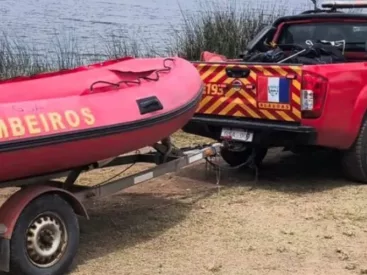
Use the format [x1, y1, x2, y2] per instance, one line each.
[204, 145, 260, 189]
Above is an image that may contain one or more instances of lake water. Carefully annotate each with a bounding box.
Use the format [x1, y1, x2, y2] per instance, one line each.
[0, 0, 313, 55]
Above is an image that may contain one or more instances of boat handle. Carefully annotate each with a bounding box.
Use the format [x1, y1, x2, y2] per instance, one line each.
[225, 67, 250, 78]
[136, 96, 164, 115]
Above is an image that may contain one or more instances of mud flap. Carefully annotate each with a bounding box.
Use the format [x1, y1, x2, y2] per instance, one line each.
[0, 237, 10, 272]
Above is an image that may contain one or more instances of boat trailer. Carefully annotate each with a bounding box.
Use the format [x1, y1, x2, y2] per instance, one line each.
[0, 139, 222, 275]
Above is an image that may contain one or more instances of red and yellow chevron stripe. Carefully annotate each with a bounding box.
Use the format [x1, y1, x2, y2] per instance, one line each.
[194, 63, 302, 122]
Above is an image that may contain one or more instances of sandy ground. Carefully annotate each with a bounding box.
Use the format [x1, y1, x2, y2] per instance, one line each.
[2, 132, 367, 275]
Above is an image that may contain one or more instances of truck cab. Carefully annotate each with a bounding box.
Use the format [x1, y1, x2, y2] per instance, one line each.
[182, 0, 367, 182]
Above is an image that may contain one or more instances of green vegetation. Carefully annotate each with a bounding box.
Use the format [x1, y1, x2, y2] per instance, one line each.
[0, 1, 294, 79]
[167, 1, 290, 60]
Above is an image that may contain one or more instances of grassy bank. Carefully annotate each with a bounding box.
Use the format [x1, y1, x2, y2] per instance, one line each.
[168, 1, 290, 60]
[0, 1, 293, 79]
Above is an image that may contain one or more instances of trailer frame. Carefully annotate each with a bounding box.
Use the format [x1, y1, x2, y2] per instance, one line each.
[0, 140, 222, 274]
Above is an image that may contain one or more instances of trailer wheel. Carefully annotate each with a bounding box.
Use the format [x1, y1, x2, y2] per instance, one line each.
[221, 146, 268, 167]
[9, 194, 79, 275]
[342, 118, 367, 183]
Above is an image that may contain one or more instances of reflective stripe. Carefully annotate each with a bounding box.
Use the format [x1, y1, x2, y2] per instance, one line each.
[194, 63, 302, 121]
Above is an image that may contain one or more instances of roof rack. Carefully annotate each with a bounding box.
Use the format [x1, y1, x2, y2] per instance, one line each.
[321, 0, 367, 9]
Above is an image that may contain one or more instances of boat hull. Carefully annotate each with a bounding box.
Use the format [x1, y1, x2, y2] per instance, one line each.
[0, 57, 203, 183]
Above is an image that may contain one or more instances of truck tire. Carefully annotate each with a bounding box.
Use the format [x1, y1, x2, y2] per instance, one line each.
[9, 194, 80, 275]
[342, 118, 367, 183]
[221, 146, 268, 167]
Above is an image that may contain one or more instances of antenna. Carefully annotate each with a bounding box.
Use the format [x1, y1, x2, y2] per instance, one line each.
[310, 0, 318, 9]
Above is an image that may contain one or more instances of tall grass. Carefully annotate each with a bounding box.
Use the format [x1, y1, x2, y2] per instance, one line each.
[0, 34, 50, 79]
[0, 1, 298, 80]
[167, 1, 292, 60]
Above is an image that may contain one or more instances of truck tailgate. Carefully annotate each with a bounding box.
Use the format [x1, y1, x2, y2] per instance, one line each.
[193, 62, 302, 122]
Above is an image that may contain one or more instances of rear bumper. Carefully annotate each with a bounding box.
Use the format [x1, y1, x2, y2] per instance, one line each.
[183, 115, 317, 146]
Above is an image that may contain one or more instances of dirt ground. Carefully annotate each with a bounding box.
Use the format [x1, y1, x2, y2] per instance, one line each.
[2, 132, 367, 275]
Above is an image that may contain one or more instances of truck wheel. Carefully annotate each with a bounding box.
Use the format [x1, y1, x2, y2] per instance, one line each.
[9, 194, 79, 275]
[342, 118, 367, 183]
[221, 146, 268, 167]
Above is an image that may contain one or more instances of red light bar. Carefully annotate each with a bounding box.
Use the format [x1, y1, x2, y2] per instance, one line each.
[322, 0, 367, 8]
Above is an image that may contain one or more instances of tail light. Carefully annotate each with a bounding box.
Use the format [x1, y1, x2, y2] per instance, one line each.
[301, 71, 328, 118]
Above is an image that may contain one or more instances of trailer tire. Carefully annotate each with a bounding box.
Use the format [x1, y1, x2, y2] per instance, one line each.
[342, 118, 367, 183]
[221, 146, 268, 167]
[9, 194, 79, 275]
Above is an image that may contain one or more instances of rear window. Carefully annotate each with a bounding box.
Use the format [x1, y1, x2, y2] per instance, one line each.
[278, 22, 367, 51]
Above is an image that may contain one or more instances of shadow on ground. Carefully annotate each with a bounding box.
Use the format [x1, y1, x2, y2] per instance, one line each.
[0, 189, 215, 275]
[0, 149, 360, 275]
[73, 189, 214, 271]
[175, 149, 359, 194]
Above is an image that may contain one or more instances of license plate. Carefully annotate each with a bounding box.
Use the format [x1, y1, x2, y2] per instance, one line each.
[220, 128, 254, 142]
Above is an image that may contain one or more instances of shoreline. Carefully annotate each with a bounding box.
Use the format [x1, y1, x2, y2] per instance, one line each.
[0, 2, 293, 79]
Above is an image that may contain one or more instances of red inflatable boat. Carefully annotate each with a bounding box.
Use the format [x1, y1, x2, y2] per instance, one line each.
[0, 57, 203, 183]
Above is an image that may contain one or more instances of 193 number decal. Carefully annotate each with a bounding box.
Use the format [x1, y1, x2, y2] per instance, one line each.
[204, 83, 225, 96]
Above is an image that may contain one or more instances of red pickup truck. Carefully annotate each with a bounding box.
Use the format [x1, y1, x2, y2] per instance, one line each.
[182, 1, 367, 183]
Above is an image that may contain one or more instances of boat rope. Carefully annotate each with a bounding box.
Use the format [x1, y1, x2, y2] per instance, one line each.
[139, 58, 175, 81]
[89, 58, 175, 92]
[93, 150, 142, 187]
[205, 151, 256, 170]
[95, 162, 136, 187]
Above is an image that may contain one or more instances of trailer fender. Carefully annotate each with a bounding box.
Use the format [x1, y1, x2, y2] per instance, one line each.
[0, 184, 89, 240]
